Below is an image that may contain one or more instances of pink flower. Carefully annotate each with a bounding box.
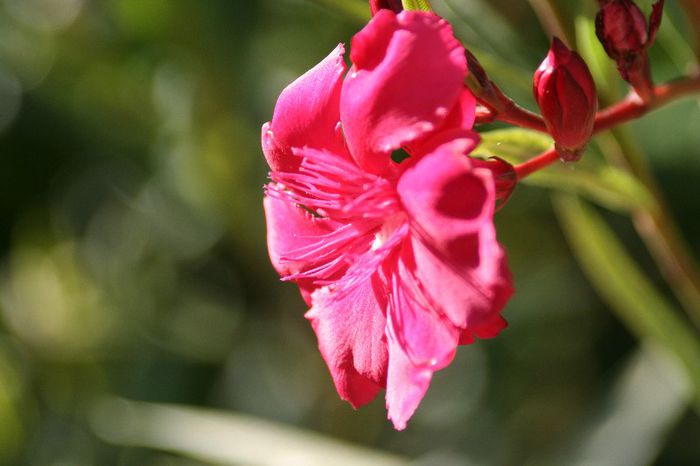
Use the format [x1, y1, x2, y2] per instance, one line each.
[262, 10, 513, 430]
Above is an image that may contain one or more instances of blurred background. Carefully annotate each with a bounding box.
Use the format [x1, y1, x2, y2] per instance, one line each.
[0, 0, 699, 465]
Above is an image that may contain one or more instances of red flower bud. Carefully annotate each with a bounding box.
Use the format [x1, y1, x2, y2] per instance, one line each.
[473, 157, 517, 209]
[595, 0, 664, 93]
[597, 0, 649, 54]
[533, 38, 598, 161]
[370, 0, 403, 15]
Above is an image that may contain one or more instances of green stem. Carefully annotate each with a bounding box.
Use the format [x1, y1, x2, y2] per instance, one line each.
[679, 0, 700, 63]
[554, 194, 700, 414]
[526, 0, 575, 45]
[514, 72, 700, 327]
[611, 127, 700, 329]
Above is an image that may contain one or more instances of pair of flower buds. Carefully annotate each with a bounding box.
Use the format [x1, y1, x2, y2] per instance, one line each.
[374, 0, 664, 162]
[533, 0, 663, 160]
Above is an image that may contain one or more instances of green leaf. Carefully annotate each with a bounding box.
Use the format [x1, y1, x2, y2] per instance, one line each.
[476, 128, 656, 212]
[535, 345, 690, 466]
[402, 0, 432, 12]
[477, 127, 553, 160]
[655, 8, 697, 73]
[0, 350, 25, 461]
[553, 194, 700, 414]
[310, 0, 371, 23]
[439, 1, 537, 76]
[574, 15, 620, 102]
[91, 398, 410, 466]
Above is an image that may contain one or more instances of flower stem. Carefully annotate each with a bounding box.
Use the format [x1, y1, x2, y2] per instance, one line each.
[610, 125, 700, 330]
[497, 102, 549, 133]
[514, 147, 558, 179]
[515, 73, 700, 180]
[594, 73, 700, 133]
[513, 72, 700, 327]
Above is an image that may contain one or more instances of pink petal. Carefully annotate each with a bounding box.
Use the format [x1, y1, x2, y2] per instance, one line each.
[385, 316, 458, 430]
[458, 312, 508, 346]
[263, 194, 341, 279]
[471, 313, 508, 339]
[306, 274, 389, 408]
[388, 246, 461, 369]
[340, 10, 467, 174]
[437, 89, 477, 134]
[405, 86, 478, 158]
[262, 44, 347, 172]
[385, 334, 434, 430]
[397, 149, 513, 329]
[407, 128, 480, 161]
[383, 248, 460, 430]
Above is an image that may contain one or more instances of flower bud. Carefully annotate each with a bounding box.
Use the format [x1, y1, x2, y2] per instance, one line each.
[533, 38, 598, 161]
[597, 0, 649, 55]
[369, 0, 403, 15]
[464, 49, 499, 109]
[595, 0, 664, 97]
[473, 157, 517, 209]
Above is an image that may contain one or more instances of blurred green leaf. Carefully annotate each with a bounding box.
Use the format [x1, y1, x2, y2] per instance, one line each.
[311, 0, 371, 22]
[469, 45, 535, 98]
[534, 344, 690, 466]
[553, 194, 700, 413]
[402, 0, 432, 11]
[91, 398, 410, 466]
[655, 10, 697, 74]
[575, 15, 620, 103]
[438, 0, 539, 72]
[476, 128, 656, 212]
[477, 127, 552, 159]
[0, 349, 24, 461]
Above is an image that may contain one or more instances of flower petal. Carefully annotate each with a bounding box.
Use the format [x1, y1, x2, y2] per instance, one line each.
[471, 313, 508, 339]
[306, 274, 389, 408]
[457, 314, 508, 345]
[262, 44, 347, 172]
[385, 319, 458, 430]
[385, 334, 434, 430]
[397, 149, 513, 329]
[341, 10, 467, 174]
[407, 127, 479, 161]
[264, 195, 337, 276]
[383, 247, 460, 430]
[388, 245, 461, 369]
[436, 88, 477, 134]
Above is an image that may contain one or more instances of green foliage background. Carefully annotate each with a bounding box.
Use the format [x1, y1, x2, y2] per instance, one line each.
[0, 0, 699, 465]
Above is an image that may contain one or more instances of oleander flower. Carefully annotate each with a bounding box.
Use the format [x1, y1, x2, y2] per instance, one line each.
[262, 10, 513, 430]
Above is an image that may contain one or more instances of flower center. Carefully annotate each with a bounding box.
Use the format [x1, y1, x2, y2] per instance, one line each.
[371, 213, 406, 251]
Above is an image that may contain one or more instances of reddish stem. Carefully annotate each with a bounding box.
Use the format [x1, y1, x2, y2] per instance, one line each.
[514, 147, 559, 179]
[475, 105, 496, 124]
[514, 73, 700, 179]
[497, 103, 549, 133]
[470, 72, 549, 133]
[595, 73, 700, 133]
